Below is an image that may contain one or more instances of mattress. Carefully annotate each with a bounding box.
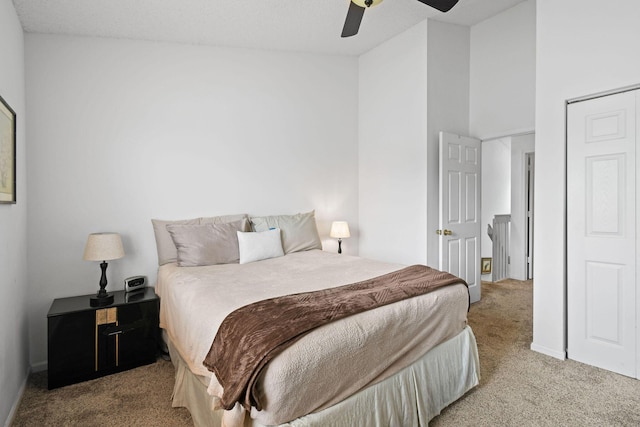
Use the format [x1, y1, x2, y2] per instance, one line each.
[156, 250, 471, 426]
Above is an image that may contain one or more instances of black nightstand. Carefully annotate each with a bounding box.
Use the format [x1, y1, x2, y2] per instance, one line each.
[47, 287, 159, 389]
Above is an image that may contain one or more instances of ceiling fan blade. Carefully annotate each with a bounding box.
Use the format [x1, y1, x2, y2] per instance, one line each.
[415, 0, 459, 13]
[341, 2, 366, 38]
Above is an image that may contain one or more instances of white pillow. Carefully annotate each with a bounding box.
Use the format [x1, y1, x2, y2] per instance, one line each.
[237, 229, 285, 264]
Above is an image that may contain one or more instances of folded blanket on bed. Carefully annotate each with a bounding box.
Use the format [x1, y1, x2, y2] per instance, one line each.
[203, 264, 467, 412]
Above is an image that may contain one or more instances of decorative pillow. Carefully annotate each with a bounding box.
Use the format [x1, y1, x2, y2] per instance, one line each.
[237, 229, 285, 264]
[166, 219, 249, 267]
[151, 213, 248, 265]
[250, 210, 322, 254]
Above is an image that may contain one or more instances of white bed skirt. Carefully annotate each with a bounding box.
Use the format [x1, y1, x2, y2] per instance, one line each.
[168, 326, 480, 427]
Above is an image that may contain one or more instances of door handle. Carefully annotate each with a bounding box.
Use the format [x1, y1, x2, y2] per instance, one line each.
[436, 229, 453, 236]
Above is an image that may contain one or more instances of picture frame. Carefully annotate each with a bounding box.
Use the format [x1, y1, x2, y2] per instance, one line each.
[481, 257, 492, 274]
[0, 94, 16, 204]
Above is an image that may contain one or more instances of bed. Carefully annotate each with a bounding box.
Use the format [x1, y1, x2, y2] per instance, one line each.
[152, 211, 480, 426]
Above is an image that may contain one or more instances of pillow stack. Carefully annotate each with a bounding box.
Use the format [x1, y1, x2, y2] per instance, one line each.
[166, 220, 248, 267]
[250, 210, 322, 254]
[152, 214, 248, 266]
[151, 210, 322, 266]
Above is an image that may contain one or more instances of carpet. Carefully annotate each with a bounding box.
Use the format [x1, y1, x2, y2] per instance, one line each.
[11, 356, 191, 426]
[10, 279, 640, 426]
[431, 279, 640, 426]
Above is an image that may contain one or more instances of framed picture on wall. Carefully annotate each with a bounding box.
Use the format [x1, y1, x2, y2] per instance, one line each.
[481, 257, 492, 274]
[0, 94, 16, 204]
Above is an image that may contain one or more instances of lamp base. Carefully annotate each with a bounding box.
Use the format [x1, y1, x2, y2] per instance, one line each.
[90, 260, 114, 307]
[90, 293, 114, 307]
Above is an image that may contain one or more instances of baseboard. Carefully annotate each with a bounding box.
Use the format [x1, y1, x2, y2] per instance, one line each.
[530, 342, 566, 360]
[31, 360, 48, 373]
[4, 367, 30, 427]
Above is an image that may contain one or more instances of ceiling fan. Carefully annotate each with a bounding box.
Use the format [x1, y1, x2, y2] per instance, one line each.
[341, 0, 460, 38]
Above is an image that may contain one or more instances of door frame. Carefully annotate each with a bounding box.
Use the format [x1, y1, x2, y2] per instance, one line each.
[479, 131, 535, 282]
[526, 152, 535, 280]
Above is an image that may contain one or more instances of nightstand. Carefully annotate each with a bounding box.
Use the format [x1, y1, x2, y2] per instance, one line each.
[47, 287, 159, 389]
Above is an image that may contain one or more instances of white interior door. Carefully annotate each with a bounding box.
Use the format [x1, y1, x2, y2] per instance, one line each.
[439, 131, 482, 303]
[567, 89, 638, 378]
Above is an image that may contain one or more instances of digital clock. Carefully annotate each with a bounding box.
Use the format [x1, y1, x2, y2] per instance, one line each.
[124, 275, 147, 293]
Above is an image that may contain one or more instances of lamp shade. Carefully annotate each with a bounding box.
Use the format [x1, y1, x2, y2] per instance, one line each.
[83, 233, 125, 261]
[330, 221, 351, 239]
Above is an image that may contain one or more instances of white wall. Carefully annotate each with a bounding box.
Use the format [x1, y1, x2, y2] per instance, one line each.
[468, 0, 535, 284]
[358, 19, 469, 267]
[533, 0, 640, 358]
[509, 133, 534, 281]
[358, 21, 429, 265]
[480, 137, 511, 280]
[25, 34, 359, 366]
[469, 0, 536, 139]
[0, 1, 28, 425]
[426, 20, 470, 268]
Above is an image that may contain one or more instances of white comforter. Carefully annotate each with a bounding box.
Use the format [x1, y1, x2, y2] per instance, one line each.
[156, 250, 468, 426]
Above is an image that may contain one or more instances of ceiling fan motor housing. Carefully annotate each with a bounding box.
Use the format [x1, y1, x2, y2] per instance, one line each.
[353, 0, 383, 8]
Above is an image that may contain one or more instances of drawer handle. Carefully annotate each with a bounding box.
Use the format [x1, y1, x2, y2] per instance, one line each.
[102, 322, 143, 336]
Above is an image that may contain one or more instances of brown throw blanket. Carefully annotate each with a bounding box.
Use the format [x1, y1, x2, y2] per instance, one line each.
[203, 264, 467, 411]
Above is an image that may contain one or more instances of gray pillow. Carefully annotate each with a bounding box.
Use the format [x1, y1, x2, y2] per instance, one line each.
[250, 210, 322, 254]
[152, 217, 200, 265]
[199, 213, 249, 226]
[151, 213, 248, 265]
[166, 219, 249, 267]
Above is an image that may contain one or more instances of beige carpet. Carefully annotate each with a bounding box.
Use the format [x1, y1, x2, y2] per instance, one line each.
[11, 357, 192, 427]
[11, 280, 640, 426]
[431, 279, 640, 426]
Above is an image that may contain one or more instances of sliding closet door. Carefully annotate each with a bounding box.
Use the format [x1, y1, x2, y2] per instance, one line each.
[567, 89, 638, 378]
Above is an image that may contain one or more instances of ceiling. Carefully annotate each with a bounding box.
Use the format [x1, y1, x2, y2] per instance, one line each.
[13, 0, 527, 56]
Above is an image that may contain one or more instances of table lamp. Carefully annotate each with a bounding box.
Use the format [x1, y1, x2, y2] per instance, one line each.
[330, 221, 350, 254]
[83, 232, 125, 307]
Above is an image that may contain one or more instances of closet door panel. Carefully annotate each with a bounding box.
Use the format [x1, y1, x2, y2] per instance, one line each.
[567, 89, 637, 378]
